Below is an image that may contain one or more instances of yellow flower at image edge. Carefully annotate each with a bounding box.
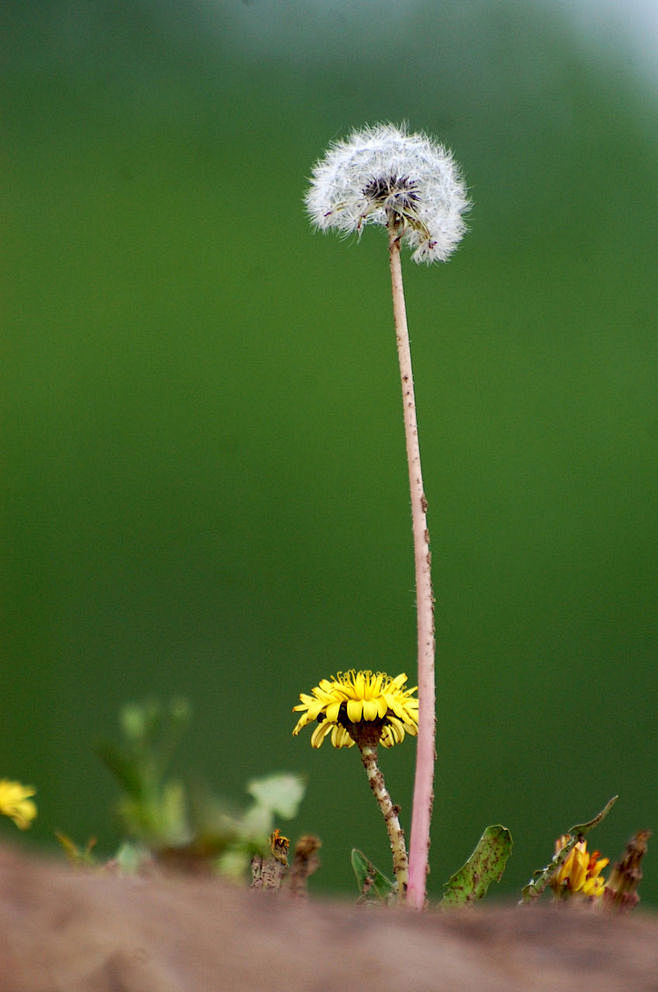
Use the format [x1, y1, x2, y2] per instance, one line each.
[292, 670, 418, 749]
[551, 834, 609, 899]
[0, 779, 37, 830]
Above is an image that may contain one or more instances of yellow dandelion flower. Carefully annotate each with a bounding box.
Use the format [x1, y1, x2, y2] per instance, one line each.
[551, 834, 609, 900]
[292, 670, 418, 749]
[0, 779, 37, 830]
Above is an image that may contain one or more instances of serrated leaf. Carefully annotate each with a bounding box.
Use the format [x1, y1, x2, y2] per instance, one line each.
[520, 795, 618, 903]
[351, 848, 396, 903]
[441, 825, 513, 906]
[568, 794, 618, 836]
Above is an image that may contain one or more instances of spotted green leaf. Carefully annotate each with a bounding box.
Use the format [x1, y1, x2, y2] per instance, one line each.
[441, 825, 513, 905]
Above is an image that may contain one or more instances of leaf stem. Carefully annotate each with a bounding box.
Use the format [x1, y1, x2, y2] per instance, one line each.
[388, 228, 436, 910]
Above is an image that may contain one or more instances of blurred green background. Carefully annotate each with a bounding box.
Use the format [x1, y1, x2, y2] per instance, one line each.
[3, 0, 656, 902]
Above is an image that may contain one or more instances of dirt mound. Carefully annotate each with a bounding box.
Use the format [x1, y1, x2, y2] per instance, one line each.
[0, 846, 656, 991]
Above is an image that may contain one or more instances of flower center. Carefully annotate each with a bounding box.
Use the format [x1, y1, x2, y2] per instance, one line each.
[317, 703, 387, 748]
[362, 174, 420, 216]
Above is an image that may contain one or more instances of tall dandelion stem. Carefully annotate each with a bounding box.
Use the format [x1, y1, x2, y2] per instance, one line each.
[358, 743, 409, 899]
[388, 227, 436, 910]
[304, 123, 469, 911]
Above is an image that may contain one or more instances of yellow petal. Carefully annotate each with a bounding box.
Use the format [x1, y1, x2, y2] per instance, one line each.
[346, 699, 363, 722]
[311, 722, 333, 748]
[361, 699, 380, 721]
[325, 701, 342, 724]
[331, 725, 355, 748]
[291, 716, 306, 736]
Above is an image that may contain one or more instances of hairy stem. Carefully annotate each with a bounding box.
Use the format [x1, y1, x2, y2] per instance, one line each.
[359, 744, 408, 899]
[388, 229, 436, 910]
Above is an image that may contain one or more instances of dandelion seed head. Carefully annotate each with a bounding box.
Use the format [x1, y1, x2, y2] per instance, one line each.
[305, 123, 469, 264]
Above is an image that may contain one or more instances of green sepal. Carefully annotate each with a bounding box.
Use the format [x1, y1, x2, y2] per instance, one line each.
[441, 824, 513, 906]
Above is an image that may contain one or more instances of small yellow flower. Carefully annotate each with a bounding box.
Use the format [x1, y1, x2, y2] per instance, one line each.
[292, 670, 418, 749]
[0, 779, 37, 830]
[551, 834, 609, 899]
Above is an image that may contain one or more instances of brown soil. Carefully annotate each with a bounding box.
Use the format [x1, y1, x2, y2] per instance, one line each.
[1, 846, 656, 991]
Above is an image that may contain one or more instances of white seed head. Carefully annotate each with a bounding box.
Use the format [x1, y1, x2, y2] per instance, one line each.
[305, 123, 469, 264]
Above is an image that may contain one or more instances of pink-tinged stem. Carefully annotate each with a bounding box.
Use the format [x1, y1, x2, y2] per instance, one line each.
[388, 230, 436, 910]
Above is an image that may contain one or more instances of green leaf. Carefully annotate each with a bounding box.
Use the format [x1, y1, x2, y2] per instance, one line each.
[568, 794, 618, 837]
[216, 846, 252, 881]
[520, 794, 618, 903]
[55, 831, 97, 866]
[114, 841, 148, 874]
[240, 801, 275, 841]
[350, 848, 396, 903]
[441, 825, 513, 906]
[246, 773, 306, 820]
[95, 741, 145, 799]
[158, 779, 191, 846]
